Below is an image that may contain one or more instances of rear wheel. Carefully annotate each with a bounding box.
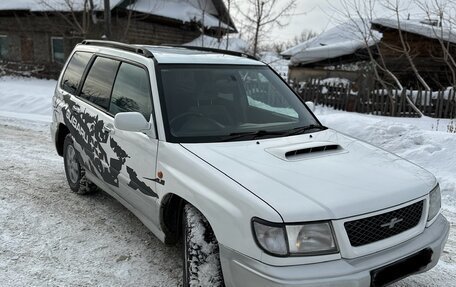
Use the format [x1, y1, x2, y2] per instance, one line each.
[63, 134, 98, 195]
[182, 204, 224, 287]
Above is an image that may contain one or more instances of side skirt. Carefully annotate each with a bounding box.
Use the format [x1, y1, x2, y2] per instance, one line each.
[85, 171, 166, 243]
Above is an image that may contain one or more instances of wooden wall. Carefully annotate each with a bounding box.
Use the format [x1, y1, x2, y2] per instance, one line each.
[0, 10, 204, 79]
[372, 25, 456, 89]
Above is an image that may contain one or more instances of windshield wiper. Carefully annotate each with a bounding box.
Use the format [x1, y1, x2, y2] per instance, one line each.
[283, 124, 327, 136]
[220, 130, 285, 142]
[219, 125, 327, 142]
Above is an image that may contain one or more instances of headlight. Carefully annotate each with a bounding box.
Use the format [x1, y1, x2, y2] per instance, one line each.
[252, 220, 287, 255]
[252, 219, 338, 256]
[428, 185, 441, 221]
[286, 222, 338, 255]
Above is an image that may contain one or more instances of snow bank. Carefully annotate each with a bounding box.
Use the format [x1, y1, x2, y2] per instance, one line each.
[183, 35, 248, 52]
[319, 77, 352, 86]
[0, 77, 56, 122]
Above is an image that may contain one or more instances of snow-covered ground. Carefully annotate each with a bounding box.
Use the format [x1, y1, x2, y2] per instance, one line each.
[0, 77, 55, 122]
[0, 77, 455, 286]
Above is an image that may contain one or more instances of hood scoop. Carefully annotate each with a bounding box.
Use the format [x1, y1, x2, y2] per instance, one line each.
[266, 141, 345, 161]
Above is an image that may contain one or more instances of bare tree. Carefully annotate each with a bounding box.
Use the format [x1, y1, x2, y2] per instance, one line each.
[119, 0, 159, 42]
[336, 0, 400, 115]
[293, 30, 317, 45]
[414, 0, 456, 87]
[103, 0, 111, 39]
[235, 0, 297, 57]
[335, 0, 426, 116]
[225, 0, 234, 50]
[38, 0, 96, 38]
[382, 0, 431, 91]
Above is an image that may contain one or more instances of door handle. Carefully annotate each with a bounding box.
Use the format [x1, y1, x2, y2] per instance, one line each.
[103, 124, 114, 134]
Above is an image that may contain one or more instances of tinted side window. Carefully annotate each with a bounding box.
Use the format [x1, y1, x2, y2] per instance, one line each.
[61, 52, 92, 94]
[80, 57, 120, 109]
[109, 63, 152, 121]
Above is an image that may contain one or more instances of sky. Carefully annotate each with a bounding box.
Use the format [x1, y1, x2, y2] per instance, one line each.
[269, 0, 344, 41]
[231, 0, 436, 43]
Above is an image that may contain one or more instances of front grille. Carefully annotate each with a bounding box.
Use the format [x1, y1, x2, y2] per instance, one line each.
[345, 201, 424, 247]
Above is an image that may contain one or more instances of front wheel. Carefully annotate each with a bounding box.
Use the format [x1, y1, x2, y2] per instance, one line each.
[182, 204, 224, 287]
[63, 134, 98, 195]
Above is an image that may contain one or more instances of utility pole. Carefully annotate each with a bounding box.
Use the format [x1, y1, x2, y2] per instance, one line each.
[104, 0, 111, 39]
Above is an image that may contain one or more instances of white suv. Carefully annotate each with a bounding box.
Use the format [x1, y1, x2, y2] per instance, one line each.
[51, 40, 449, 287]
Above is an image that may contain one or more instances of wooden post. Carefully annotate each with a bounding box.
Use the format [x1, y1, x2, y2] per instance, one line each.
[444, 89, 450, 119]
[417, 88, 422, 117]
[438, 90, 444, 118]
[104, 0, 111, 39]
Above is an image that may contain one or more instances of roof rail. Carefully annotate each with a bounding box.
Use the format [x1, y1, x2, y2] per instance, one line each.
[80, 40, 154, 58]
[165, 45, 259, 60]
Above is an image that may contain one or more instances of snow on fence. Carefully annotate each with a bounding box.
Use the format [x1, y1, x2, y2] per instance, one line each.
[293, 79, 456, 118]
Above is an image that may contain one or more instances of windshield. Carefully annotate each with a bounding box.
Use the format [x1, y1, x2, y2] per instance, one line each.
[158, 65, 321, 143]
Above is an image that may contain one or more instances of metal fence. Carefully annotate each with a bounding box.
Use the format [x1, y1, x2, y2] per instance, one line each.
[292, 79, 456, 118]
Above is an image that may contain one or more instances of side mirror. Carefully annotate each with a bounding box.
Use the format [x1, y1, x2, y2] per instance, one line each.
[305, 101, 315, 112]
[114, 112, 155, 138]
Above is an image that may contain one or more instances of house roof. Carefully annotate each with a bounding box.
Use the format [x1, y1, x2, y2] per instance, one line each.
[127, 0, 235, 30]
[371, 18, 456, 44]
[0, 0, 236, 31]
[285, 21, 382, 66]
[0, 0, 124, 12]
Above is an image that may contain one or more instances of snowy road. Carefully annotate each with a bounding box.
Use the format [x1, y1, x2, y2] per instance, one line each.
[0, 117, 182, 286]
[0, 114, 454, 286]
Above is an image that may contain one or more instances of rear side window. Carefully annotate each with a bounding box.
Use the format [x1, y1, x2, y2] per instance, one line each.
[80, 57, 120, 109]
[61, 52, 92, 95]
[109, 63, 152, 121]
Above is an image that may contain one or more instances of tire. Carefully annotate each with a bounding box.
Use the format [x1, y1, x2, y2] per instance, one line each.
[63, 134, 98, 195]
[182, 204, 224, 287]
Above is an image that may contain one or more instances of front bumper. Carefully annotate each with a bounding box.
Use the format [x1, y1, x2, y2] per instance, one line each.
[220, 214, 449, 287]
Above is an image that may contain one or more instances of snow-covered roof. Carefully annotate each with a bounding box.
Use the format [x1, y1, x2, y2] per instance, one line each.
[183, 35, 247, 52]
[127, 0, 232, 30]
[0, 0, 124, 12]
[0, 0, 235, 30]
[286, 21, 382, 66]
[371, 18, 456, 44]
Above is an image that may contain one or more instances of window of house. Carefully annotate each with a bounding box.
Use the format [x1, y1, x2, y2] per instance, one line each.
[109, 63, 152, 121]
[80, 57, 120, 110]
[61, 52, 93, 95]
[0, 35, 8, 59]
[51, 37, 64, 64]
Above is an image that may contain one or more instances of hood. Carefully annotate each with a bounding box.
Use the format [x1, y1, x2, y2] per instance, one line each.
[182, 129, 436, 222]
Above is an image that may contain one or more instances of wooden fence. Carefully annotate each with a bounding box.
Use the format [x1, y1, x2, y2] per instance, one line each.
[293, 79, 456, 118]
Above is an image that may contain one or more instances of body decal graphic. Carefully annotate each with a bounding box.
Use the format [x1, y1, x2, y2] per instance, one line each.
[60, 95, 158, 198]
[126, 167, 159, 197]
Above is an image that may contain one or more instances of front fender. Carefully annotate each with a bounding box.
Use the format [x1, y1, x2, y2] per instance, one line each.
[156, 142, 282, 261]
